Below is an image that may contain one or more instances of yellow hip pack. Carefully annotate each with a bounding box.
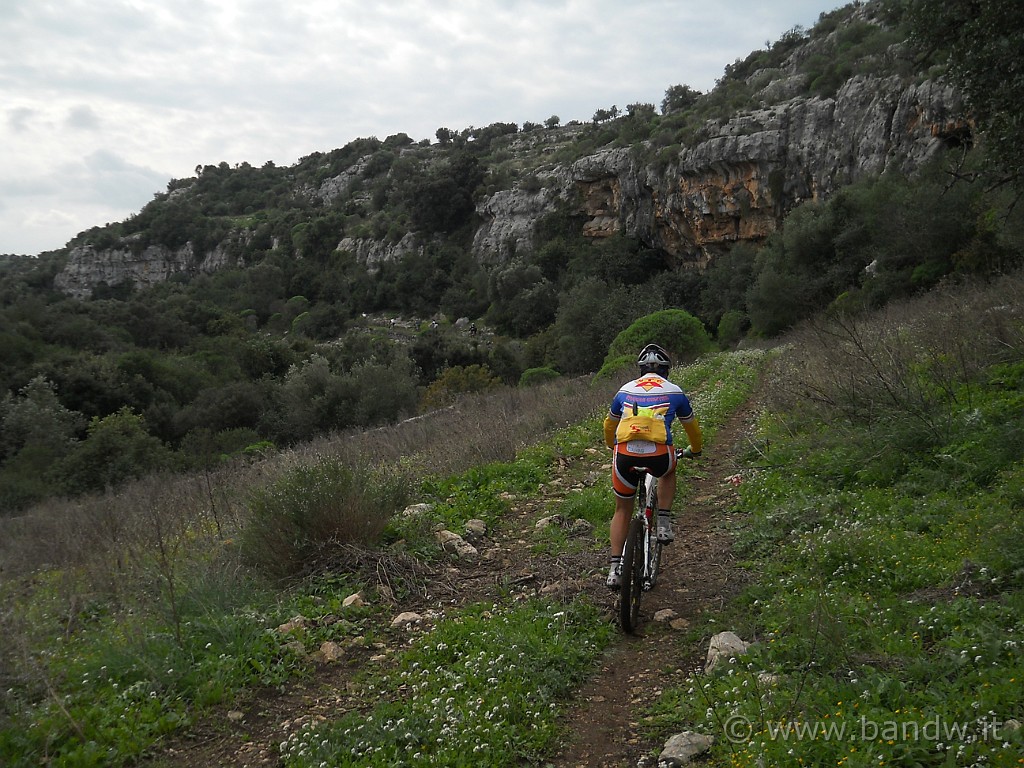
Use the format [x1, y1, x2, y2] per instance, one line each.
[615, 405, 668, 444]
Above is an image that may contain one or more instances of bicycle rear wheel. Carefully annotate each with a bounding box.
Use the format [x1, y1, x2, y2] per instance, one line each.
[619, 514, 645, 633]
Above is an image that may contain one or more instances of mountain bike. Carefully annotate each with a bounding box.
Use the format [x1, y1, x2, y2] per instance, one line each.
[619, 466, 663, 633]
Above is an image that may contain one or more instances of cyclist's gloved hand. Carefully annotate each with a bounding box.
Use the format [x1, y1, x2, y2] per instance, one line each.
[679, 447, 702, 459]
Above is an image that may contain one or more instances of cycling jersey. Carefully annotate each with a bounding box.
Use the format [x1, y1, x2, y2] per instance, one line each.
[604, 374, 697, 452]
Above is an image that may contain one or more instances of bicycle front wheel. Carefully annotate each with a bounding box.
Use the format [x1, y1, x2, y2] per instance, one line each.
[619, 514, 645, 633]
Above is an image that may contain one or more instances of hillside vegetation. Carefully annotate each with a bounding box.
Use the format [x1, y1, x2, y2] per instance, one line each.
[1, 2, 1023, 762]
[2, 0, 1023, 515]
[1, 270, 1022, 765]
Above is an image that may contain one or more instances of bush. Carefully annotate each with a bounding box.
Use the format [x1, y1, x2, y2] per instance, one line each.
[518, 367, 561, 387]
[420, 364, 502, 411]
[717, 310, 749, 347]
[241, 456, 410, 578]
[601, 309, 713, 375]
[55, 407, 176, 496]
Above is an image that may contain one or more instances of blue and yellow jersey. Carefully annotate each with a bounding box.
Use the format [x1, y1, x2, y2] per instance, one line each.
[603, 374, 701, 454]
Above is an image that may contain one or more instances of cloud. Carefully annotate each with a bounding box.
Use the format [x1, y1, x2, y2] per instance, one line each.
[0, 0, 844, 255]
[65, 105, 101, 130]
[6, 107, 37, 133]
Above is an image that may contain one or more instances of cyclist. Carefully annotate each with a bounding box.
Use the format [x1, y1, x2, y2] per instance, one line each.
[603, 343, 702, 589]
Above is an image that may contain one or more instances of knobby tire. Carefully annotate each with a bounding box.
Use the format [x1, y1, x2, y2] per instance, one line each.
[619, 511, 645, 633]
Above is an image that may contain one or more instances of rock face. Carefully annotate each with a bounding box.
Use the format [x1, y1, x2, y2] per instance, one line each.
[52, 9, 968, 298]
[472, 74, 964, 272]
[336, 232, 421, 272]
[55, 235, 240, 299]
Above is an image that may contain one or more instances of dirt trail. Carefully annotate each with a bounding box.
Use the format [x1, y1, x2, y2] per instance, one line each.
[547, 401, 755, 767]
[147, 400, 758, 768]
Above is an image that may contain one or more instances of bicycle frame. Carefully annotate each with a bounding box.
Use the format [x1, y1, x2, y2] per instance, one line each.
[637, 469, 662, 591]
[620, 467, 663, 633]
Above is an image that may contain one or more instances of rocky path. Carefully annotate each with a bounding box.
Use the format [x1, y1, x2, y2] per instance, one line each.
[147, 400, 758, 768]
[546, 401, 755, 767]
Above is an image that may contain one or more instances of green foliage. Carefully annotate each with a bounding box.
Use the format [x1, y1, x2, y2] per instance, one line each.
[241, 456, 411, 578]
[908, 0, 1024, 181]
[0, 376, 83, 460]
[518, 366, 560, 387]
[404, 151, 485, 235]
[701, 242, 756, 329]
[716, 309, 749, 347]
[486, 263, 558, 337]
[268, 354, 419, 444]
[661, 84, 702, 113]
[646, 288, 1024, 767]
[0, 571, 312, 768]
[551, 278, 660, 375]
[55, 407, 176, 496]
[420, 364, 502, 411]
[601, 308, 712, 375]
[278, 600, 611, 768]
[744, 166, 1005, 336]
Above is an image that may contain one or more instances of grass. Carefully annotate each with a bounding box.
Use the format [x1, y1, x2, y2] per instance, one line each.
[642, 280, 1024, 766]
[278, 599, 612, 767]
[0, 347, 771, 767]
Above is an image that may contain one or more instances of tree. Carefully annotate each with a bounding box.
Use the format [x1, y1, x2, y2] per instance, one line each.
[55, 407, 175, 495]
[662, 84, 701, 113]
[908, 0, 1024, 182]
[602, 309, 712, 376]
[552, 278, 658, 374]
[0, 376, 84, 460]
[626, 103, 657, 120]
[544, 115, 561, 129]
[419, 364, 502, 411]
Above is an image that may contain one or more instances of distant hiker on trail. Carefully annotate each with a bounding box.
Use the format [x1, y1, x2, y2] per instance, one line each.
[601, 343, 702, 589]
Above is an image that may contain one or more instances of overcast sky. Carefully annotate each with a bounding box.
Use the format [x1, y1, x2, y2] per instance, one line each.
[1, 0, 844, 257]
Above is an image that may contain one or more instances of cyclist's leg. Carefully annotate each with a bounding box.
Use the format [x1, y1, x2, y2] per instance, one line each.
[610, 494, 633, 556]
[609, 450, 639, 587]
[656, 451, 678, 543]
[657, 464, 676, 509]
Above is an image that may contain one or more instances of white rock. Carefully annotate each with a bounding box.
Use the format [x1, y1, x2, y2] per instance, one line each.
[705, 631, 750, 673]
[391, 611, 423, 628]
[659, 731, 714, 766]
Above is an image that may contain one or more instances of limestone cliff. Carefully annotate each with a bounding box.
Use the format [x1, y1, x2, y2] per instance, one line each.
[53, 3, 968, 297]
[55, 238, 236, 300]
[471, 75, 964, 270]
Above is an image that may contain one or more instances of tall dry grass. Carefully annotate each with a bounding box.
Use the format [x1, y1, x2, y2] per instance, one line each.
[766, 271, 1024, 439]
[0, 370, 614, 591]
[0, 371, 617, 707]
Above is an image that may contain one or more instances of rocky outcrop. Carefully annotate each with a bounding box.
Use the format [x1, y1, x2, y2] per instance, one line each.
[51, 7, 969, 297]
[469, 73, 964, 269]
[336, 232, 421, 272]
[54, 237, 236, 299]
[470, 173, 570, 265]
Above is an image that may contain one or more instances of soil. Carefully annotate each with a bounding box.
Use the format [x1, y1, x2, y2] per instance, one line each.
[145, 398, 759, 768]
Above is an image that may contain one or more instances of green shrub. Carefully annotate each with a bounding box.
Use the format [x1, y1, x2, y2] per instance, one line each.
[241, 456, 410, 578]
[599, 309, 712, 376]
[518, 366, 560, 387]
[717, 310, 749, 347]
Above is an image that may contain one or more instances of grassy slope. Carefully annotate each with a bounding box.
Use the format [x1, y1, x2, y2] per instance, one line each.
[3, 271, 1024, 766]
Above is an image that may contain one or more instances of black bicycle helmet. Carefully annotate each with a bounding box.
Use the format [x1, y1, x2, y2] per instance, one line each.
[637, 343, 671, 375]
